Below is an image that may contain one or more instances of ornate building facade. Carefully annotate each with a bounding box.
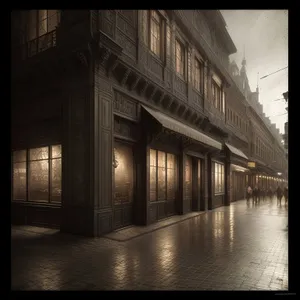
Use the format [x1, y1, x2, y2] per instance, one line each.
[11, 10, 288, 236]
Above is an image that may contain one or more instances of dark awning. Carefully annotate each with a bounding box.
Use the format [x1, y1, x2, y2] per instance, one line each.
[142, 105, 222, 150]
[225, 143, 248, 160]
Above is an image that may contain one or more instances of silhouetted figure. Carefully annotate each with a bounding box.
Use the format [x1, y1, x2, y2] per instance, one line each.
[246, 185, 252, 203]
[253, 186, 259, 204]
[283, 186, 288, 205]
[276, 186, 283, 206]
[261, 188, 266, 201]
[257, 186, 261, 203]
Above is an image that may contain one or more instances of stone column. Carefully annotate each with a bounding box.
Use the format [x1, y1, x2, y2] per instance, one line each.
[61, 64, 96, 236]
[61, 62, 114, 237]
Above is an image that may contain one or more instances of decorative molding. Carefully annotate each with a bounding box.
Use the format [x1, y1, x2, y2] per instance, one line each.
[113, 91, 138, 120]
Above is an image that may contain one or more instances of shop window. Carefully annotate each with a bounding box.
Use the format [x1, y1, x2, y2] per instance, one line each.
[150, 149, 176, 202]
[12, 150, 27, 200]
[214, 162, 224, 195]
[113, 142, 134, 205]
[12, 145, 62, 203]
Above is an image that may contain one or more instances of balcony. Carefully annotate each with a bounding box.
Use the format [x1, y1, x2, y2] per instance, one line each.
[12, 30, 57, 64]
[26, 30, 57, 58]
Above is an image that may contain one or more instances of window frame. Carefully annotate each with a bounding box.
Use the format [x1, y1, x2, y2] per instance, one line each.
[12, 145, 62, 204]
[26, 10, 60, 42]
[175, 38, 186, 79]
[149, 149, 177, 202]
[193, 57, 204, 94]
[214, 162, 225, 195]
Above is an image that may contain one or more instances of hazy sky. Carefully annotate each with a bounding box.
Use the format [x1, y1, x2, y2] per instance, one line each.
[221, 10, 288, 134]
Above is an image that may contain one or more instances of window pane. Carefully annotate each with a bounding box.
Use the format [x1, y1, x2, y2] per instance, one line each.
[167, 168, 176, 201]
[114, 143, 134, 204]
[150, 166, 157, 201]
[176, 40, 184, 76]
[28, 10, 37, 41]
[52, 145, 61, 158]
[13, 162, 27, 200]
[51, 158, 61, 202]
[150, 149, 157, 166]
[38, 10, 48, 36]
[30, 147, 49, 160]
[48, 10, 59, 31]
[167, 153, 175, 169]
[29, 160, 49, 201]
[158, 167, 166, 200]
[157, 151, 166, 167]
[13, 150, 26, 163]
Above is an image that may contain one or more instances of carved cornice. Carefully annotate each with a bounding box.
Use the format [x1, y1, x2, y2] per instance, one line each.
[120, 69, 131, 86]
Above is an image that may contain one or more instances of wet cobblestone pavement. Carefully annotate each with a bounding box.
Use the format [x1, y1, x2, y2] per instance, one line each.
[11, 199, 288, 291]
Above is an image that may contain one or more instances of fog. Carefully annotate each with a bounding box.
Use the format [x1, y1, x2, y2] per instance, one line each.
[221, 10, 288, 134]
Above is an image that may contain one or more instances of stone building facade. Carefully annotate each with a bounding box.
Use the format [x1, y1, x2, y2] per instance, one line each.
[11, 10, 288, 236]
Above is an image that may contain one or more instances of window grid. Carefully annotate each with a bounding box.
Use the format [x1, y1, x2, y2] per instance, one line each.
[150, 10, 161, 57]
[12, 145, 62, 204]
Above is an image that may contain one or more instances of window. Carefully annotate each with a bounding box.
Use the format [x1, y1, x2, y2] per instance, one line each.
[25, 10, 60, 57]
[212, 80, 222, 111]
[150, 149, 177, 202]
[12, 145, 62, 203]
[222, 91, 226, 114]
[214, 162, 225, 194]
[27, 10, 60, 41]
[150, 10, 162, 57]
[175, 39, 185, 78]
[193, 58, 203, 93]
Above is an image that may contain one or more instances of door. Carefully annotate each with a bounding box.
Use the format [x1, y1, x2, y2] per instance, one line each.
[113, 141, 134, 229]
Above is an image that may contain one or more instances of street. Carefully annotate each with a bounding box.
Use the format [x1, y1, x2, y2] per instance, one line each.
[11, 199, 288, 291]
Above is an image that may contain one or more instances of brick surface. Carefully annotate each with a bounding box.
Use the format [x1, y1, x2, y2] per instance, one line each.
[11, 199, 288, 291]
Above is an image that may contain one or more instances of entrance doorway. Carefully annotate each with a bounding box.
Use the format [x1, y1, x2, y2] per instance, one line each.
[113, 141, 134, 229]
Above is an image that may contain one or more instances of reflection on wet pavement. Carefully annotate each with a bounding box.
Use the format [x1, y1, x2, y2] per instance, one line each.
[11, 199, 288, 291]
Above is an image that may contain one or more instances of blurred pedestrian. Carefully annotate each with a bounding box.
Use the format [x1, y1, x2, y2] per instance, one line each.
[276, 185, 283, 206]
[246, 185, 252, 203]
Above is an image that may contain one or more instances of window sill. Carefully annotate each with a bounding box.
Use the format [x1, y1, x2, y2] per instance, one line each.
[175, 73, 187, 83]
[192, 87, 204, 97]
[149, 51, 164, 66]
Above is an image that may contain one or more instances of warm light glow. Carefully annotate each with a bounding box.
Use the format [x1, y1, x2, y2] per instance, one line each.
[114, 143, 134, 205]
[277, 172, 282, 176]
[247, 161, 256, 168]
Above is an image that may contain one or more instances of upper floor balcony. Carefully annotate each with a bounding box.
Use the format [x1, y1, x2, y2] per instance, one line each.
[12, 10, 60, 62]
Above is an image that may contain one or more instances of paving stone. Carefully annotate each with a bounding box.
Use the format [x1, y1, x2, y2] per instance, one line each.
[11, 199, 288, 291]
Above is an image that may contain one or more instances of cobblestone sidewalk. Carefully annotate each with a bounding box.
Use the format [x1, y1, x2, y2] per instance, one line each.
[11, 199, 288, 291]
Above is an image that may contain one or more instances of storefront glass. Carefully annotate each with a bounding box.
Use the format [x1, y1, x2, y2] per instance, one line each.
[150, 149, 176, 202]
[214, 162, 225, 194]
[12, 145, 62, 203]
